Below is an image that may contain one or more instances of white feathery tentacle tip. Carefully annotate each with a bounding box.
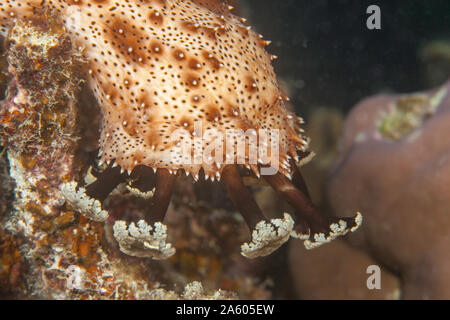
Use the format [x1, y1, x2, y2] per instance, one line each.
[113, 220, 175, 259]
[241, 213, 294, 259]
[302, 212, 363, 250]
[60, 181, 108, 222]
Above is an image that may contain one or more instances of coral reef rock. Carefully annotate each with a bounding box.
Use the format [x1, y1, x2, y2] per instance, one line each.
[289, 239, 400, 300]
[327, 79, 450, 299]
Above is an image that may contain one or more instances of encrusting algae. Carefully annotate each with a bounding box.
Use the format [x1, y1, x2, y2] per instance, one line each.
[0, 0, 362, 299]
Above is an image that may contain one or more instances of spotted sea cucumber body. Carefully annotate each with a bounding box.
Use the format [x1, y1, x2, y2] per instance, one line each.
[0, 0, 307, 178]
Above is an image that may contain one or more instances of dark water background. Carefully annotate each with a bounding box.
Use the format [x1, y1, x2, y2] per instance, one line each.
[241, 0, 450, 116]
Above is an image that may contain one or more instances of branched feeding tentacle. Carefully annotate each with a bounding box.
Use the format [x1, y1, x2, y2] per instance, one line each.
[221, 165, 294, 258]
[264, 170, 327, 232]
[221, 165, 268, 230]
[263, 166, 362, 249]
[112, 168, 177, 259]
[60, 165, 125, 222]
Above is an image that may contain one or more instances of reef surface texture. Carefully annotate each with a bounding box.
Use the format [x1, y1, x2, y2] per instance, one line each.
[326, 79, 450, 299]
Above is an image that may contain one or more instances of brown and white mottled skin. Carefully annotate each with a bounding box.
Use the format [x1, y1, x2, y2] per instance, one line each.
[1, 0, 306, 179]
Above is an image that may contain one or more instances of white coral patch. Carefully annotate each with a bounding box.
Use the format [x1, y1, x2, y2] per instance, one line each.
[60, 181, 109, 222]
[182, 281, 205, 300]
[304, 212, 363, 250]
[65, 265, 86, 291]
[113, 220, 175, 260]
[241, 213, 294, 259]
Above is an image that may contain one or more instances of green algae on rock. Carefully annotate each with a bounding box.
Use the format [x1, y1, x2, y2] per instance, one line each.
[378, 88, 447, 141]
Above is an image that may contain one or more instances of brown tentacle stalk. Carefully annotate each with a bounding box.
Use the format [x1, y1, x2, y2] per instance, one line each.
[263, 171, 329, 235]
[85, 166, 125, 202]
[290, 159, 311, 200]
[144, 168, 177, 225]
[221, 164, 268, 230]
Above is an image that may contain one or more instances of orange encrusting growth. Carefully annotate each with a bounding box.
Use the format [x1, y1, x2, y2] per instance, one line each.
[0, 0, 308, 179]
